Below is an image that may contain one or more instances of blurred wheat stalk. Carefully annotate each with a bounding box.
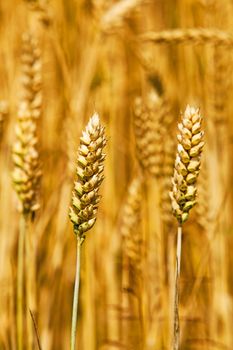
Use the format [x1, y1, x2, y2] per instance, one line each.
[170, 106, 204, 350]
[69, 113, 106, 350]
[12, 33, 42, 350]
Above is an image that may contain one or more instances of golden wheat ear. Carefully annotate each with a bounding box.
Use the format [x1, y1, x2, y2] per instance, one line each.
[21, 33, 42, 120]
[171, 105, 204, 350]
[69, 112, 107, 240]
[121, 172, 143, 272]
[133, 90, 163, 178]
[12, 102, 41, 217]
[69, 112, 106, 350]
[170, 105, 204, 224]
[12, 32, 43, 350]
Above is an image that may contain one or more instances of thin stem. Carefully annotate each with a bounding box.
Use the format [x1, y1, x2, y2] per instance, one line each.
[17, 214, 27, 350]
[173, 225, 182, 350]
[29, 309, 43, 350]
[70, 236, 82, 350]
[26, 218, 36, 350]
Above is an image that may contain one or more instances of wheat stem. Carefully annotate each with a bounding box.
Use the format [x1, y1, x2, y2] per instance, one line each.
[29, 310, 43, 350]
[71, 236, 82, 350]
[17, 214, 27, 350]
[69, 113, 106, 348]
[173, 225, 182, 350]
[26, 219, 36, 350]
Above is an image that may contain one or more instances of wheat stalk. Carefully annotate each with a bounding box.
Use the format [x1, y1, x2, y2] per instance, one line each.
[12, 102, 40, 350]
[12, 33, 42, 350]
[140, 28, 233, 46]
[69, 112, 106, 350]
[170, 106, 204, 350]
[120, 172, 144, 347]
[12, 101, 41, 350]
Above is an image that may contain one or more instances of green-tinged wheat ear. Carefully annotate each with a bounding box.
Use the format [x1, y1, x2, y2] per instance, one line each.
[170, 105, 204, 224]
[133, 89, 163, 177]
[69, 113, 106, 240]
[12, 102, 41, 217]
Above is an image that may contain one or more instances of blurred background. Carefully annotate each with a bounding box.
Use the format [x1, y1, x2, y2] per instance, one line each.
[1, 0, 233, 349]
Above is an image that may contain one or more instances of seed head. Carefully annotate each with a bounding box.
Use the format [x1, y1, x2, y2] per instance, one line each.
[133, 90, 163, 177]
[121, 173, 143, 271]
[12, 102, 41, 217]
[170, 106, 204, 224]
[69, 113, 106, 240]
[21, 33, 42, 120]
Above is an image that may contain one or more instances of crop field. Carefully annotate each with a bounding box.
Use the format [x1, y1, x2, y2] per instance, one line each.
[0, 1, 233, 349]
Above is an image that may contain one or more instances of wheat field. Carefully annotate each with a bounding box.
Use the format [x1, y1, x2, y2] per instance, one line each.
[1, 0, 233, 349]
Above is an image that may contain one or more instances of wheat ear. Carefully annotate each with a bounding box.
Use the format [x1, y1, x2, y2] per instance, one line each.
[140, 28, 233, 46]
[170, 106, 204, 350]
[69, 113, 106, 350]
[121, 173, 143, 274]
[133, 90, 163, 177]
[13, 33, 42, 217]
[12, 102, 41, 217]
[21, 33, 42, 120]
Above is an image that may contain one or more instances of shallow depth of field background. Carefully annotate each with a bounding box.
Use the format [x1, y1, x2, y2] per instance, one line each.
[1, 0, 233, 349]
